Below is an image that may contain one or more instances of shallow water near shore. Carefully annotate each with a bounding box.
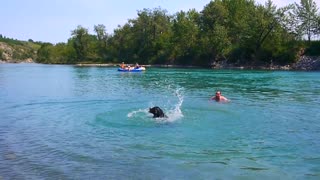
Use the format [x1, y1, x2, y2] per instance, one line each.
[0, 63, 320, 179]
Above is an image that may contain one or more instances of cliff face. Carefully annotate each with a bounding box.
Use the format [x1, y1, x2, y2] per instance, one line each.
[0, 42, 14, 60]
[0, 41, 39, 63]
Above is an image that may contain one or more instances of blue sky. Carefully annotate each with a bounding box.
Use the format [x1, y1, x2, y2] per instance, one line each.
[1, 0, 316, 43]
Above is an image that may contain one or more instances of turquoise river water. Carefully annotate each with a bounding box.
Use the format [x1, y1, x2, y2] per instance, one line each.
[0, 64, 320, 179]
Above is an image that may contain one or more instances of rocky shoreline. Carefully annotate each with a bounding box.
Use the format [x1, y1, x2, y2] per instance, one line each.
[0, 58, 34, 64]
[291, 56, 320, 70]
[210, 56, 320, 71]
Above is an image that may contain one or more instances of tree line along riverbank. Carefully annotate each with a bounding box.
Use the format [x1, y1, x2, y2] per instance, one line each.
[1, 0, 320, 70]
[1, 39, 320, 70]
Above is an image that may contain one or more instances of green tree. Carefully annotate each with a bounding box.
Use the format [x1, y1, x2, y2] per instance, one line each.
[294, 0, 319, 42]
[248, 1, 296, 61]
[200, 0, 231, 65]
[171, 9, 200, 65]
[33, 0, 307, 66]
[132, 8, 171, 64]
[55, 42, 77, 63]
[108, 7, 172, 64]
[108, 23, 135, 63]
[37, 43, 54, 63]
[71, 25, 89, 61]
[94, 24, 109, 60]
[94, 24, 107, 42]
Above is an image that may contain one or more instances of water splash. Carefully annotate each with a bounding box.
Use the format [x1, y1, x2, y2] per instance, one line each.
[127, 109, 149, 118]
[128, 88, 184, 123]
[165, 88, 184, 122]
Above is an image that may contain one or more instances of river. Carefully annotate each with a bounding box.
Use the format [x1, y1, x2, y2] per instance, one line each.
[0, 63, 319, 179]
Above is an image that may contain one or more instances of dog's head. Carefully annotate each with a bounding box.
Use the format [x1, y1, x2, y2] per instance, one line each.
[149, 106, 159, 114]
[149, 106, 165, 118]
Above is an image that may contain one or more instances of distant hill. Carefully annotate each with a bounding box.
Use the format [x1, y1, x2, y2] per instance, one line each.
[0, 35, 43, 63]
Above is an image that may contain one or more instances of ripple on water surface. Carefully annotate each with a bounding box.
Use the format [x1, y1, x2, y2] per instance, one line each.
[0, 65, 320, 179]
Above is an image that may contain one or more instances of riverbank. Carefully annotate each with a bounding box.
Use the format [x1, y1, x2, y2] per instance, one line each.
[291, 56, 320, 70]
[75, 56, 320, 71]
[2, 56, 320, 71]
[0, 59, 34, 64]
[75, 63, 201, 68]
[210, 56, 320, 71]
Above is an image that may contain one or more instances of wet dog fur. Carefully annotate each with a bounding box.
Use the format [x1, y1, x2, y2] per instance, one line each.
[149, 106, 167, 118]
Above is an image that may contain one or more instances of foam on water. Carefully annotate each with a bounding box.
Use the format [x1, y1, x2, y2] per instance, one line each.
[127, 108, 149, 118]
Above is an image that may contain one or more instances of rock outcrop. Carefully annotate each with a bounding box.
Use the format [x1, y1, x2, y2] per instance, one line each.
[292, 56, 320, 70]
[0, 42, 35, 63]
[0, 42, 14, 60]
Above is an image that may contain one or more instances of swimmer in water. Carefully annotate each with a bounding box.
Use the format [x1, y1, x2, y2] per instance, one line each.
[211, 91, 229, 102]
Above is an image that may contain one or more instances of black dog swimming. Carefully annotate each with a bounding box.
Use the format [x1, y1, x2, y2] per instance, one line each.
[149, 106, 167, 118]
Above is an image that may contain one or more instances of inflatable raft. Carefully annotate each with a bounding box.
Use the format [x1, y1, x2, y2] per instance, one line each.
[118, 67, 146, 72]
